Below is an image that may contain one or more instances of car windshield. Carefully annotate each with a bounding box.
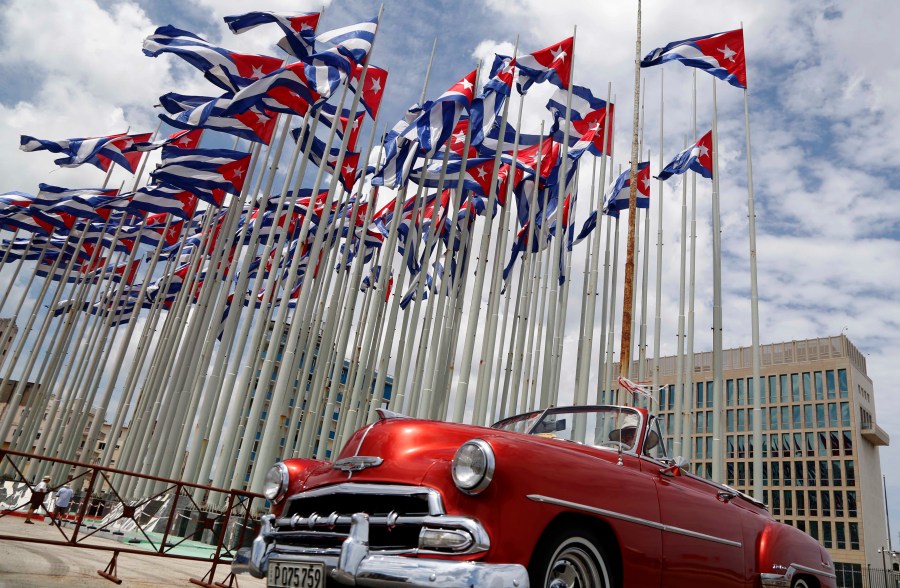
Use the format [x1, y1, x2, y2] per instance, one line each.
[492, 406, 643, 452]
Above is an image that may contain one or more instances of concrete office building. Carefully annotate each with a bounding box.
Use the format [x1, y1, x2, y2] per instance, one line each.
[610, 335, 889, 586]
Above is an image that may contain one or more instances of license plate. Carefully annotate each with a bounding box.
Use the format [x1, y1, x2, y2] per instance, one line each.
[267, 560, 326, 588]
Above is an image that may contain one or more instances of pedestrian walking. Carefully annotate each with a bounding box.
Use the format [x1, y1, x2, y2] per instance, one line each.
[50, 482, 74, 524]
[24, 475, 50, 524]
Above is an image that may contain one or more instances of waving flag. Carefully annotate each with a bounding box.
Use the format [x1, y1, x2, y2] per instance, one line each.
[224, 60, 322, 116]
[547, 84, 615, 156]
[641, 29, 747, 89]
[131, 184, 198, 219]
[292, 126, 361, 193]
[516, 36, 573, 94]
[224, 11, 320, 59]
[20, 132, 151, 173]
[143, 25, 283, 93]
[158, 93, 277, 144]
[656, 131, 713, 180]
[372, 104, 424, 189]
[603, 162, 651, 217]
[469, 54, 514, 147]
[403, 69, 478, 157]
[351, 63, 388, 119]
[151, 147, 252, 206]
[136, 129, 203, 152]
[317, 102, 365, 150]
[315, 17, 378, 65]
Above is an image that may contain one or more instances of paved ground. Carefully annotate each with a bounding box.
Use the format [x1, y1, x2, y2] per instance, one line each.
[0, 514, 267, 587]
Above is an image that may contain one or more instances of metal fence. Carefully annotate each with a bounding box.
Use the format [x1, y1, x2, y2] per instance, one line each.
[0, 448, 264, 586]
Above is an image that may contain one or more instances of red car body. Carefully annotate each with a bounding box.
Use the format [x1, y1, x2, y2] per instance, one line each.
[234, 405, 836, 588]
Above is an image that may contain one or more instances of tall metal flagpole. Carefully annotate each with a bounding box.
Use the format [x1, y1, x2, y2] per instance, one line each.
[618, 0, 643, 391]
[710, 77, 725, 484]
[742, 32, 764, 499]
[652, 70, 665, 399]
[672, 136, 688, 459]
[682, 72, 699, 460]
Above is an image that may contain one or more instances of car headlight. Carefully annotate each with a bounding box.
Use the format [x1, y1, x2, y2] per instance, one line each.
[263, 462, 289, 501]
[452, 439, 495, 495]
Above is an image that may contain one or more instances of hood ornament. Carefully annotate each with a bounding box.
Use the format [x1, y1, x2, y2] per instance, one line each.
[334, 455, 383, 472]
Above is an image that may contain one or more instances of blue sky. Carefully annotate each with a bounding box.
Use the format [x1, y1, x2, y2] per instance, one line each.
[1, 0, 899, 551]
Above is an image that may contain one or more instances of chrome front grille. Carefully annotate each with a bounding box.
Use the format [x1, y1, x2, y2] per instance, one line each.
[271, 483, 445, 554]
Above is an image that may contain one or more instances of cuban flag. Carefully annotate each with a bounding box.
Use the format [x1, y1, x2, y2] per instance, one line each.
[350, 63, 388, 120]
[516, 36, 573, 94]
[131, 184, 198, 219]
[656, 131, 713, 181]
[143, 25, 283, 93]
[135, 129, 203, 152]
[546, 85, 615, 156]
[224, 11, 320, 59]
[0, 191, 35, 215]
[292, 126, 362, 193]
[317, 101, 365, 150]
[20, 132, 151, 173]
[603, 162, 651, 217]
[641, 29, 747, 89]
[469, 54, 514, 147]
[158, 93, 277, 144]
[403, 69, 478, 157]
[151, 147, 252, 207]
[316, 17, 378, 65]
[224, 60, 321, 117]
[372, 104, 424, 188]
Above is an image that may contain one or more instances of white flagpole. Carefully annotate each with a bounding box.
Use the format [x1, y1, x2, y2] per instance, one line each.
[672, 136, 689, 459]
[710, 77, 725, 484]
[681, 70, 699, 460]
[602, 213, 622, 397]
[652, 71, 665, 402]
[743, 71, 764, 501]
[454, 52, 520, 423]
[538, 28, 577, 408]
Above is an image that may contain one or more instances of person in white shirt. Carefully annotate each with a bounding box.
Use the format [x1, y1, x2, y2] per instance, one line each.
[24, 475, 50, 524]
[51, 483, 75, 524]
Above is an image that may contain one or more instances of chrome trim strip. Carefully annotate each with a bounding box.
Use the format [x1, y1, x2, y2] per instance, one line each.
[528, 494, 742, 549]
[792, 563, 837, 579]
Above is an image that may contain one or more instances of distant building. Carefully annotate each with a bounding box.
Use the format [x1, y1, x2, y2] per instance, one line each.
[606, 335, 889, 587]
[0, 318, 17, 367]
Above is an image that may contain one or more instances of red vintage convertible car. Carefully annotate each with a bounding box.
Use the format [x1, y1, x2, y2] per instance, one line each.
[234, 405, 836, 587]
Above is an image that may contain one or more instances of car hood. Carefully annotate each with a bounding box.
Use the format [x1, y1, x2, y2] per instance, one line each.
[302, 417, 507, 488]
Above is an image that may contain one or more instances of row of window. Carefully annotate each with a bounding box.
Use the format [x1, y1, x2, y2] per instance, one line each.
[654, 369, 850, 410]
[763, 488, 859, 519]
[778, 518, 860, 551]
[680, 430, 854, 462]
[724, 459, 857, 489]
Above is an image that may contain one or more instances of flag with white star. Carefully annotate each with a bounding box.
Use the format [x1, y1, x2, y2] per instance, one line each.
[516, 36, 574, 94]
[656, 131, 713, 181]
[641, 29, 747, 89]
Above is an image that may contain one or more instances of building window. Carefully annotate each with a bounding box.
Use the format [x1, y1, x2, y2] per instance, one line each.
[815, 371, 824, 400]
[821, 490, 831, 517]
[804, 405, 813, 428]
[834, 491, 844, 517]
[768, 375, 778, 403]
[849, 524, 860, 550]
[840, 402, 851, 427]
[791, 373, 801, 402]
[783, 462, 792, 486]
[816, 403, 826, 427]
[835, 522, 846, 549]
[847, 491, 858, 517]
[843, 431, 853, 455]
[832, 461, 842, 486]
[780, 375, 789, 403]
[792, 405, 801, 429]
[802, 372, 812, 401]
[737, 379, 745, 405]
[770, 407, 779, 431]
[795, 490, 805, 516]
[807, 461, 816, 486]
[805, 432, 815, 457]
[845, 461, 856, 486]
[819, 461, 829, 486]
[826, 370, 836, 399]
[781, 407, 790, 431]
[727, 436, 735, 458]
[838, 369, 848, 398]
[795, 461, 804, 487]
[808, 490, 818, 516]
[809, 520, 819, 541]
[822, 521, 832, 548]
[727, 379, 734, 406]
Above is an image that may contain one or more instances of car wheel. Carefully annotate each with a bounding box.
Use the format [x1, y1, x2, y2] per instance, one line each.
[530, 528, 615, 588]
[791, 578, 812, 588]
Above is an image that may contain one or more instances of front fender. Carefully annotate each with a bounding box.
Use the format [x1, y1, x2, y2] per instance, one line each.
[757, 522, 836, 587]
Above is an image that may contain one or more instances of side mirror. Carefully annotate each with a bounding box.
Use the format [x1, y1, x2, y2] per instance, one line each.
[659, 456, 690, 477]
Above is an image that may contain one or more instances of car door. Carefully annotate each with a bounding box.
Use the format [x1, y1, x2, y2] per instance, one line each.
[648, 462, 749, 587]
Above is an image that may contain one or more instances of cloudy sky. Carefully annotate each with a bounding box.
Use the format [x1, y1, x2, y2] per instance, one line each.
[1, 0, 898, 547]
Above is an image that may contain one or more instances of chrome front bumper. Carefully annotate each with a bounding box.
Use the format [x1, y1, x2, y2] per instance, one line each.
[233, 513, 529, 587]
[760, 563, 836, 587]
